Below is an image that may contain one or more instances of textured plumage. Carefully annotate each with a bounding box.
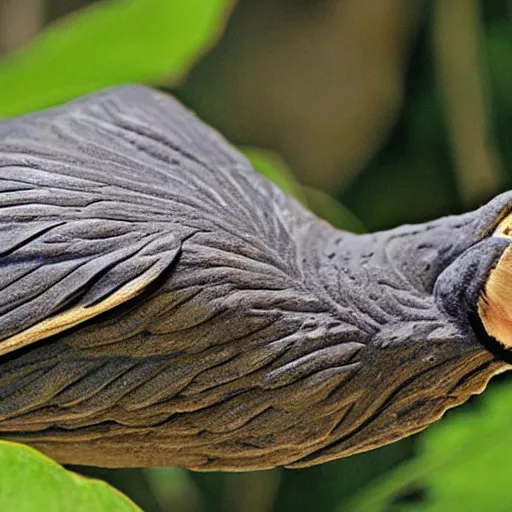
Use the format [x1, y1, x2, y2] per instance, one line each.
[0, 86, 510, 470]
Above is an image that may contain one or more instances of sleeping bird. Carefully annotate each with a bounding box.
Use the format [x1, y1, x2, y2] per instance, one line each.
[0, 86, 510, 470]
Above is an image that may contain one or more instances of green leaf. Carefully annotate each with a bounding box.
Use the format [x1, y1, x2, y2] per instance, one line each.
[0, 0, 234, 117]
[412, 382, 512, 511]
[0, 441, 140, 511]
[341, 380, 512, 512]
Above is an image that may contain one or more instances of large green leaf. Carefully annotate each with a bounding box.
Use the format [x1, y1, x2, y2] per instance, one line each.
[341, 379, 512, 511]
[0, 0, 234, 117]
[0, 441, 140, 511]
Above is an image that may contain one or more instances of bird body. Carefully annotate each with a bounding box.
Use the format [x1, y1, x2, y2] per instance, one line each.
[0, 86, 510, 470]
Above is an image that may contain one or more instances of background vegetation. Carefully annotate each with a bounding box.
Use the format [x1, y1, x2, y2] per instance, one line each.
[0, 0, 511, 510]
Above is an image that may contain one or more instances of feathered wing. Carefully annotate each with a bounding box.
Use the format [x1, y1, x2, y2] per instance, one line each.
[0, 89, 505, 471]
[0, 86, 260, 354]
[0, 86, 369, 470]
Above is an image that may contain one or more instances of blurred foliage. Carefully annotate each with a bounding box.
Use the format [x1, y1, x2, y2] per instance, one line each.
[344, 0, 512, 231]
[179, 0, 424, 192]
[0, 441, 140, 511]
[0, 0, 511, 511]
[0, 0, 233, 116]
[342, 379, 512, 512]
